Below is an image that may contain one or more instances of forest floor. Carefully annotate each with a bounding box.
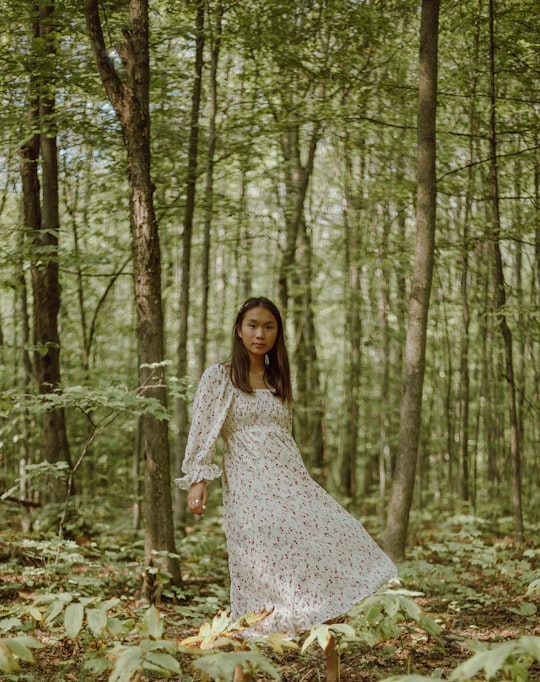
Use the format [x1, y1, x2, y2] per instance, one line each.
[1, 514, 539, 681]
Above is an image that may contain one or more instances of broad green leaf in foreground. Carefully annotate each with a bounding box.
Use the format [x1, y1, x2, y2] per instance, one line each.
[194, 650, 280, 682]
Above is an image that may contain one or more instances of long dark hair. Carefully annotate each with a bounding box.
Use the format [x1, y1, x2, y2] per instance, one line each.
[230, 297, 293, 404]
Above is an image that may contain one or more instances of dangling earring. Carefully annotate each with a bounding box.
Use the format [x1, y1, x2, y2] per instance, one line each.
[264, 353, 269, 366]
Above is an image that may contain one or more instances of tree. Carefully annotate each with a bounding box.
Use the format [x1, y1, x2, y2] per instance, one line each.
[175, 0, 205, 524]
[384, 0, 440, 563]
[486, 0, 523, 541]
[19, 1, 72, 504]
[84, 0, 181, 594]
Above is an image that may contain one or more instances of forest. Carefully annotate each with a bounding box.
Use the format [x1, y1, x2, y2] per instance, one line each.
[0, 0, 539, 680]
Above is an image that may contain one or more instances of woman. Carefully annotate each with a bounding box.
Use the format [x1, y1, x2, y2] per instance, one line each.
[176, 297, 397, 681]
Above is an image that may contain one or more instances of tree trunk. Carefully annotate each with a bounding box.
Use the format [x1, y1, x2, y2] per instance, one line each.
[198, 1, 223, 378]
[384, 0, 439, 563]
[340, 140, 361, 503]
[487, 0, 523, 541]
[85, 0, 182, 593]
[278, 124, 325, 476]
[16, 220, 34, 531]
[19, 2, 72, 504]
[175, 0, 206, 525]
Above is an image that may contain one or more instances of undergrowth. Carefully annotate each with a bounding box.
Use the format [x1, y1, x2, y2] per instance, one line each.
[0, 504, 539, 681]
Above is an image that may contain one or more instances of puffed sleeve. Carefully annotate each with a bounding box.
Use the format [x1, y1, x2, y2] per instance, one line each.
[174, 364, 234, 491]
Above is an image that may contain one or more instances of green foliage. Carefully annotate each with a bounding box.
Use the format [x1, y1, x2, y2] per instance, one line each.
[302, 621, 356, 653]
[348, 589, 442, 647]
[107, 607, 181, 681]
[15, 383, 171, 421]
[0, 635, 44, 674]
[0, 518, 538, 680]
[194, 650, 281, 681]
[451, 636, 540, 681]
[179, 610, 293, 681]
[380, 636, 540, 681]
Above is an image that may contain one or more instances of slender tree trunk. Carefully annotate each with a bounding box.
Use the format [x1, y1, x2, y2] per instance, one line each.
[19, 2, 72, 504]
[198, 1, 223, 378]
[340, 140, 361, 503]
[458, 3, 482, 505]
[295, 216, 325, 475]
[85, 0, 181, 593]
[175, 0, 205, 525]
[384, 0, 439, 562]
[15, 221, 34, 531]
[487, 0, 523, 540]
[278, 124, 324, 475]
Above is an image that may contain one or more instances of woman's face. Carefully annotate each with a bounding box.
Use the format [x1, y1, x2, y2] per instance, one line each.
[237, 306, 278, 361]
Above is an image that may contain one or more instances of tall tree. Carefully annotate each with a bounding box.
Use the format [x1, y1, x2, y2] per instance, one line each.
[197, 1, 224, 378]
[19, 1, 72, 504]
[486, 0, 523, 540]
[84, 0, 181, 594]
[384, 0, 440, 562]
[175, 0, 205, 523]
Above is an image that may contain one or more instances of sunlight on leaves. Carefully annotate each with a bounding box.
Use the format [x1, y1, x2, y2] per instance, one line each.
[301, 622, 356, 654]
[179, 609, 272, 650]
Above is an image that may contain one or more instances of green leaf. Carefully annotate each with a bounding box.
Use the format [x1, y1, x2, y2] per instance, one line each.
[100, 598, 121, 611]
[399, 595, 421, 621]
[44, 599, 67, 625]
[144, 650, 181, 675]
[87, 608, 108, 636]
[106, 616, 125, 636]
[450, 640, 517, 680]
[3, 637, 42, 663]
[109, 646, 144, 682]
[143, 639, 176, 654]
[301, 625, 328, 653]
[418, 614, 442, 638]
[0, 640, 19, 673]
[194, 650, 280, 682]
[518, 635, 540, 661]
[141, 606, 163, 640]
[508, 602, 536, 616]
[383, 594, 401, 619]
[380, 675, 433, 682]
[64, 602, 84, 639]
[0, 618, 22, 633]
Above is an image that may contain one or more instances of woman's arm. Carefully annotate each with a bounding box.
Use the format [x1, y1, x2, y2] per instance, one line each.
[175, 364, 234, 503]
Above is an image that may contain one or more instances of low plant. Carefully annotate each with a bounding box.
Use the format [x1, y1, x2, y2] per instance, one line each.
[380, 634, 540, 681]
[348, 588, 442, 647]
[104, 606, 181, 681]
[179, 609, 295, 681]
[0, 632, 43, 674]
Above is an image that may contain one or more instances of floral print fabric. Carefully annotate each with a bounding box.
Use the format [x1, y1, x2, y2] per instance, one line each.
[176, 363, 397, 636]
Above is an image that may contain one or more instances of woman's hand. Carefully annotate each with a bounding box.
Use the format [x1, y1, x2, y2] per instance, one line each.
[188, 481, 207, 516]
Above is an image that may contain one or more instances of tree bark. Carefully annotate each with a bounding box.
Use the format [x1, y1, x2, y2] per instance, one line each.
[175, 0, 205, 525]
[340, 139, 361, 503]
[384, 0, 439, 563]
[85, 0, 182, 593]
[278, 124, 325, 476]
[19, 2, 72, 504]
[198, 1, 223, 378]
[487, 0, 523, 541]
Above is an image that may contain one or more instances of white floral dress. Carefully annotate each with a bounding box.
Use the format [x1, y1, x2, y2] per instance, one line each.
[176, 363, 397, 636]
